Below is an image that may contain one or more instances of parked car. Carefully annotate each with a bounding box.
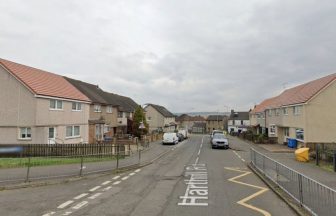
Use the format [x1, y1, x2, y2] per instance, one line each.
[162, 132, 179, 145]
[178, 129, 188, 139]
[210, 130, 224, 143]
[176, 133, 184, 142]
[211, 133, 229, 149]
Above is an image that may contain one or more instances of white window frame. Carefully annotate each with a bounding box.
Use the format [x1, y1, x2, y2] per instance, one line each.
[106, 105, 113, 113]
[296, 128, 304, 141]
[283, 108, 288, 115]
[293, 106, 302, 115]
[94, 104, 101, 113]
[275, 109, 280, 116]
[269, 125, 276, 135]
[50, 99, 63, 110]
[284, 127, 289, 137]
[72, 102, 82, 111]
[66, 126, 80, 138]
[18, 127, 32, 140]
[268, 110, 272, 117]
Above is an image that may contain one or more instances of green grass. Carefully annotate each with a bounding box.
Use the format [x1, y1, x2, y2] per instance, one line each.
[0, 155, 123, 169]
[309, 160, 335, 172]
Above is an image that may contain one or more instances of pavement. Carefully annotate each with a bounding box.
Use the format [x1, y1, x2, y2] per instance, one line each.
[230, 136, 336, 190]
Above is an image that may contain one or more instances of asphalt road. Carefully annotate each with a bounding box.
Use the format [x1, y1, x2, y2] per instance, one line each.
[0, 134, 297, 216]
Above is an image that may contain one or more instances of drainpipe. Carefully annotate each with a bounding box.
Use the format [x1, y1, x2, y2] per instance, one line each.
[264, 110, 267, 136]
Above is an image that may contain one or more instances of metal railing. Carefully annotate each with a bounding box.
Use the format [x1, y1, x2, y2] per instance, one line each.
[250, 148, 336, 216]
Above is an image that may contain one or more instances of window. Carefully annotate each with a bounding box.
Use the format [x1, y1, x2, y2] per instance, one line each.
[284, 127, 289, 137]
[293, 106, 302, 115]
[50, 99, 63, 110]
[296, 128, 304, 141]
[125, 112, 130, 118]
[72, 102, 82, 111]
[19, 127, 31, 139]
[106, 106, 113, 113]
[147, 116, 152, 121]
[283, 108, 288, 115]
[94, 104, 101, 112]
[66, 126, 80, 138]
[118, 111, 123, 118]
[275, 109, 280, 116]
[269, 125, 276, 135]
[268, 110, 272, 117]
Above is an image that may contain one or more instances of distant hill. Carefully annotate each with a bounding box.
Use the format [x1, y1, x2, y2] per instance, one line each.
[174, 112, 230, 117]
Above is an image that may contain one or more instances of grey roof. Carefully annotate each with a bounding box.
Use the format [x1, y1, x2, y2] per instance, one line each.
[229, 112, 249, 120]
[65, 77, 108, 104]
[207, 115, 226, 121]
[147, 104, 175, 118]
[65, 77, 138, 112]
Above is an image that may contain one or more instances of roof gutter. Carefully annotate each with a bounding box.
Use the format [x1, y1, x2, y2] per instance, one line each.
[35, 95, 91, 104]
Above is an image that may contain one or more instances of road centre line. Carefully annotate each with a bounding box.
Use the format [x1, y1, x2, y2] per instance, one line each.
[62, 212, 72, 216]
[102, 181, 111, 185]
[88, 193, 102, 200]
[122, 176, 129, 180]
[129, 172, 135, 176]
[113, 181, 121, 185]
[135, 169, 141, 172]
[42, 212, 56, 216]
[57, 200, 74, 209]
[103, 186, 112, 191]
[89, 186, 101, 192]
[72, 201, 88, 210]
[74, 193, 89, 200]
[112, 175, 120, 180]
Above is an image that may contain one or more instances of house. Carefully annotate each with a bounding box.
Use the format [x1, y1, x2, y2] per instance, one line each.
[228, 110, 250, 134]
[176, 114, 206, 132]
[206, 115, 228, 132]
[192, 122, 207, 134]
[0, 58, 91, 144]
[144, 104, 176, 132]
[251, 73, 336, 147]
[65, 78, 138, 142]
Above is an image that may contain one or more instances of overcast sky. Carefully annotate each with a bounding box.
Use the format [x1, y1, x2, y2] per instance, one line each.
[1, 0, 335, 113]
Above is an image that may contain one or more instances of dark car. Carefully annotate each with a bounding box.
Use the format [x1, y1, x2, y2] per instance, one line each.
[176, 133, 184, 142]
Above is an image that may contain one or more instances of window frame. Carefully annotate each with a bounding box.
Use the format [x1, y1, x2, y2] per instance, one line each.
[283, 107, 288, 115]
[94, 104, 102, 113]
[65, 126, 80, 138]
[296, 128, 304, 141]
[19, 127, 32, 140]
[269, 125, 276, 135]
[50, 99, 63, 110]
[106, 105, 113, 113]
[293, 106, 302, 115]
[72, 102, 82, 111]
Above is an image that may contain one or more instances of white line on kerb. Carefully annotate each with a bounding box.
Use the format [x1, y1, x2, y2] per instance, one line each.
[122, 176, 129, 180]
[57, 200, 74, 209]
[72, 201, 88, 210]
[103, 186, 112, 191]
[112, 175, 120, 180]
[74, 193, 89, 200]
[42, 212, 56, 216]
[89, 193, 102, 200]
[102, 181, 111, 185]
[89, 186, 101, 192]
[135, 169, 141, 172]
[113, 181, 121, 185]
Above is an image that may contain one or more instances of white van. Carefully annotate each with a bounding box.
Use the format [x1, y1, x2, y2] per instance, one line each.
[162, 132, 179, 145]
[178, 129, 188, 139]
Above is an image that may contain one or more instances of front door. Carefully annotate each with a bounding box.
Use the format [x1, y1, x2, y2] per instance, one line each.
[48, 127, 56, 144]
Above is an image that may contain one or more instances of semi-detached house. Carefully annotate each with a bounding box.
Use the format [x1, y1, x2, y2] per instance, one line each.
[250, 73, 336, 147]
[144, 104, 176, 132]
[0, 58, 91, 144]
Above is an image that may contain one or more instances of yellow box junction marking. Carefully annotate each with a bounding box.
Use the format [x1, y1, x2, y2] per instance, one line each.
[224, 167, 271, 216]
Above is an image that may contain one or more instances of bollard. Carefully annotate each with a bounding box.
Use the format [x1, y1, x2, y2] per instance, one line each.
[298, 174, 303, 206]
[25, 156, 31, 183]
[138, 149, 141, 164]
[79, 156, 84, 176]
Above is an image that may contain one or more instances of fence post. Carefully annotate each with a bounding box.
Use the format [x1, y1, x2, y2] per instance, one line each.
[262, 155, 265, 173]
[25, 156, 31, 183]
[333, 151, 336, 172]
[116, 143, 119, 170]
[276, 162, 279, 182]
[316, 144, 319, 166]
[138, 149, 142, 165]
[79, 156, 84, 176]
[298, 174, 303, 206]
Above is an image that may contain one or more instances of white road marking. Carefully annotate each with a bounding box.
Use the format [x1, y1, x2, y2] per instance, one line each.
[62, 212, 72, 216]
[135, 169, 141, 172]
[129, 172, 136, 176]
[195, 157, 199, 164]
[102, 181, 111, 185]
[57, 200, 74, 209]
[89, 186, 101, 192]
[112, 176, 120, 180]
[242, 159, 246, 162]
[89, 193, 102, 200]
[72, 201, 88, 210]
[198, 149, 201, 155]
[74, 193, 89, 200]
[42, 212, 56, 216]
[113, 181, 121, 185]
[122, 176, 129, 180]
[103, 186, 112, 191]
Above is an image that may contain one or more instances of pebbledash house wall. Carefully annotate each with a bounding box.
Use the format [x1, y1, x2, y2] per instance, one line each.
[145, 105, 164, 132]
[0, 66, 90, 144]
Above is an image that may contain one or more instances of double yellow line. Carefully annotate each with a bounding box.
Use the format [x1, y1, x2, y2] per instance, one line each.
[224, 167, 271, 216]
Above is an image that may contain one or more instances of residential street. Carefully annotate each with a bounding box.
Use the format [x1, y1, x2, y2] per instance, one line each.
[0, 134, 296, 216]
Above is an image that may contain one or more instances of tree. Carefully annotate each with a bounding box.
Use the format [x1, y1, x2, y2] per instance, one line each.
[132, 105, 149, 138]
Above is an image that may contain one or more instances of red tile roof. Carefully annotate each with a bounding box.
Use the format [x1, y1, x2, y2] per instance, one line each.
[251, 73, 336, 113]
[0, 58, 90, 102]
